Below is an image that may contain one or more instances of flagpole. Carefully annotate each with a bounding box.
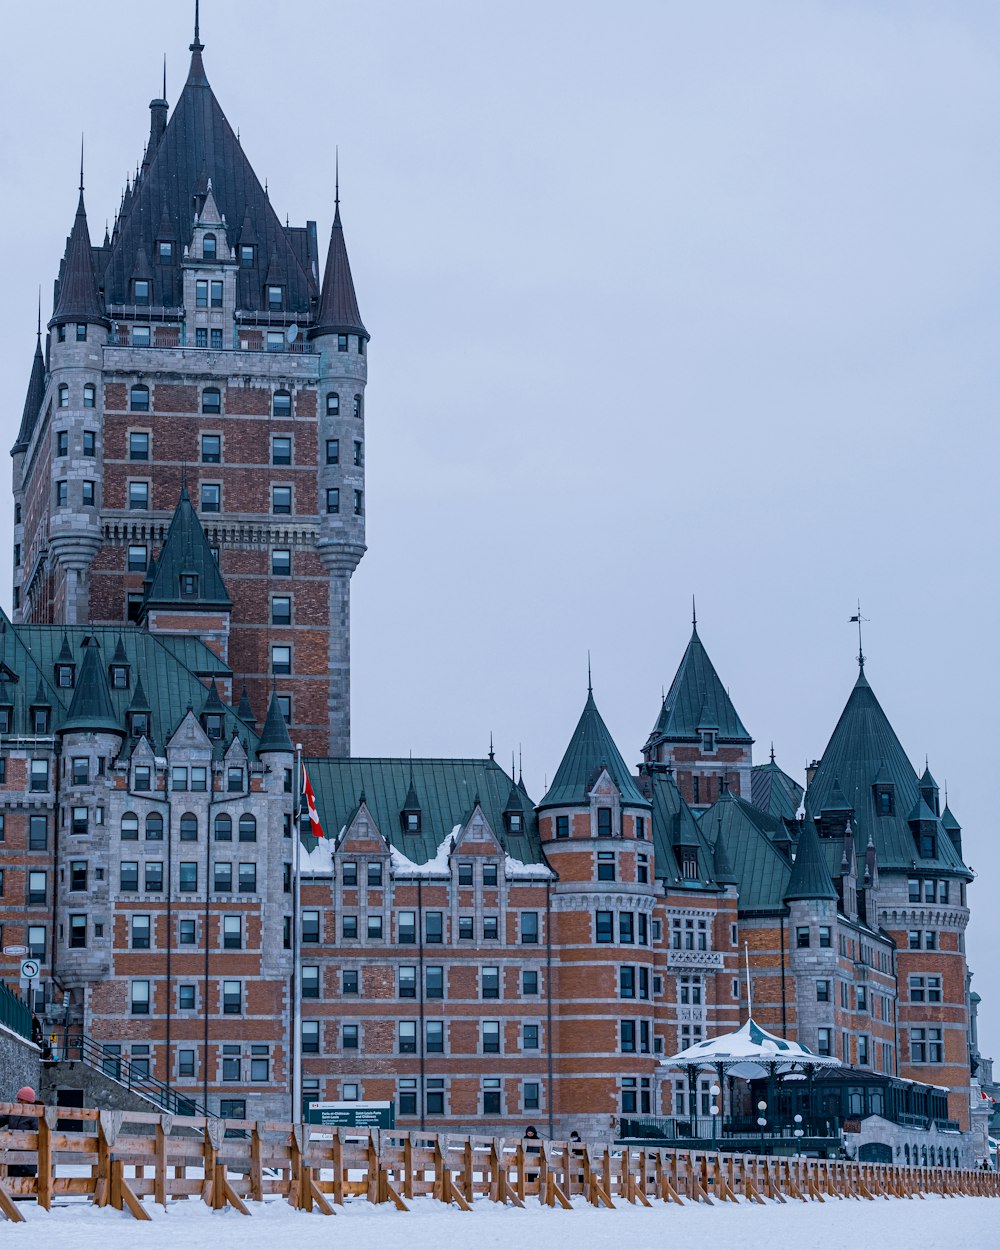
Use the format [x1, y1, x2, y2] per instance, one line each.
[292, 742, 303, 1125]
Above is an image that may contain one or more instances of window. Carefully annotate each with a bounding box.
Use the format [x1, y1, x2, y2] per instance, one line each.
[354, 440, 363, 466]
[76, 322, 88, 341]
[340, 1023, 359, 1051]
[71, 805, 88, 835]
[523, 1024, 540, 1050]
[58, 383, 69, 408]
[818, 925, 832, 948]
[420, 965, 442, 999]
[398, 1021, 417, 1054]
[353, 393, 363, 418]
[272, 548, 291, 576]
[796, 926, 810, 949]
[326, 487, 340, 514]
[483, 1080, 501, 1115]
[482, 916, 499, 940]
[638, 854, 649, 884]
[179, 919, 196, 944]
[267, 285, 283, 310]
[598, 851, 616, 881]
[272, 645, 291, 675]
[227, 768, 244, 793]
[56, 430, 69, 457]
[26, 871, 47, 904]
[817, 1028, 832, 1057]
[28, 926, 46, 959]
[482, 1021, 501, 1053]
[56, 480, 68, 507]
[425, 911, 443, 943]
[301, 910, 320, 943]
[911, 1027, 944, 1064]
[619, 912, 634, 944]
[68, 914, 87, 948]
[817, 979, 831, 1002]
[200, 483, 221, 513]
[144, 862, 163, 892]
[459, 916, 474, 940]
[458, 862, 474, 886]
[178, 1049, 195, 1078]
[271, 596, 291, 626]
[483, 863, 498, 886]
[131, 981, 150, 1015]
[342, 915, 358, 940]
[273, 390, 291, 417]
[272, 485, 292, 514]
[129, 480, 149, 509]
[597, 807, 612, 837]
[127, 543, 149, 573]
[596, 911, 614, 943]
[343, 970, 359, 995]
[266, 330, 284, 352]
[180, 811, 199, 839]
[522, 970, 539, 996]
[367, 915, 383, 939]
[342, 861, 358, 886]
[222, 981, 242, 1014]
[120, 811, 140, 841]
[250, 1047, 270, 1082]
[130, 385, 150, 412]
[326, 437, 340, 465]
[179, 862, 198, 892]
[426, 1020, 445, 1053]
[398, 911, 416, 943]
[620, 1020, 637, 1053]
[399, 966, 417, 999]
[338, 334, 349, 353]
[482, 966, 500, 999]
[210, 280, 223, 307]
[82, 480, 96, 506]
[302, 966, 319, 999]
[131, 915, 151, 950]
[521, 912, 539, 944]
[925, 930, 937, 951]
[211, 327, 223, 350]
[679, 975, 703, 1006]
[556, 815, 569, 839]
[31, 762, 50, 794]
[240, 244, 254, 267]
[354, 489, 363, 515]
[238, 813, 256, 841]
[70, 860, 88, 891]
[272, 435, 292, 466]
[134, 279, 150, 306]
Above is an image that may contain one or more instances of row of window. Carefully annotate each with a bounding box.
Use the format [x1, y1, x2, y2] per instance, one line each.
[299, 1019, 545, 1057]
[128, 979, 244, 1014]
[907, 878, 951, 904]
[552, 811, 647, 840]
[124, 386, 363, 418]
[117, 861, 257, 894]
[120, 811, 256, 840]
[305, 966, 543, 1000]
[124, 544, 295, 580]
[319, 911, 540, 944]
[116, 477, 364, 517]
[300, 1079, 538, 1119]
[595, 910, 651, 945]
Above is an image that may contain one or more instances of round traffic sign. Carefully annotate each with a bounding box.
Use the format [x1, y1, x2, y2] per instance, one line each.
[19, 958, 40, 980]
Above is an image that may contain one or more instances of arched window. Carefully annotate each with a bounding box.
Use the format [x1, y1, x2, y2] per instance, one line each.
[238, 813, 257, 842]
[203, 233, 217, 260]
[202, 387, 221, 415]
[326, 392, 339, 417]
[945, 1148, 951, 1168]
[921, 1146, 927, 1166]
[121, 811, 139, 841]
[130, 384, 150, 413]
[353, 393, 362, 419]
[273, 390, 291, 417]
[214, 812, 233, 841]
[179, 812, 198, 842]
[938, 1148, 944, 1166]
[58, 384, 69, 408]
[904, 1144, 910, 1165]
[146, 812, 164, 841]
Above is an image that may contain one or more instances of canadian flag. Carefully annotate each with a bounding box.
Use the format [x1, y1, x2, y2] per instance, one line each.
[301, 765, 326, 839]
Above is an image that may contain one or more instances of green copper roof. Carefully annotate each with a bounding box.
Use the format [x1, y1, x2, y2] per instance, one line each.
[805, 665, 969, 877]
[941, 804, 961, 832]
[783, 818, 838, 902]
[60, 638, 123, 736]
[651, 625, 751, 743]
[257, 689, 293, 755]
[750, 756, 804, 821]
[142, 486, 232, 612]
[920, 764, 939, 792]
[698, 791, 794, 912]
[712, 825, 739, 885]
[303, 757, 543, 866]
[539, 689, 649, 811]
[647, 771, 722, 889]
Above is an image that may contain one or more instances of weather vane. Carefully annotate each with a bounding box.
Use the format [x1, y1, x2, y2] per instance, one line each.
[849, 600, 868, 668]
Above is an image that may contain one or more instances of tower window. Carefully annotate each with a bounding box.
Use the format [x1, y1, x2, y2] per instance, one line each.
[701, 730, 716, 752]
[326, 438, 339, 464]
[272, 435, 292, 466]
[201, 433, 221, 463]
[326, 488, 340, 514]
[353, 489, 363, 516]
[196, 280, 208, 307]
[82, 481, 96, 507]
[134, 280, 150, 306]
[203, 233, 217, 260]
[202, 388, 221, 415]
[130, 385, 150, 412]
[56, 431, 68, 457]
[76, 323, 88, 341]
[358, 337, 365, 355]
[58, 384, 69, 408]
[273, 390, 292, 417]
[83, 385, 96, 409]
[272, 485, 292, 514]
[353, 393, 363, 418]
[56, 480, 68, 507]
[326, 392, 340, 416]
[353, 440, 363, 466]
[337, 334, 348, 353]
[129, 431, 150, 460]
[180, 574, 199, 597]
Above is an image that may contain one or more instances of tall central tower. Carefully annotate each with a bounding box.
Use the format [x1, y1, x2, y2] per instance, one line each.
[11, 20, 368, 756]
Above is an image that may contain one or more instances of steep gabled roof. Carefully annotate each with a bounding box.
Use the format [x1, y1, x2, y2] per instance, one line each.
[646, 771, 716, 888]
[750, 753, 804, 821]
[103, 43, 317, 313]
[311, 201, 367, 338]
[539, 688, 649, 810]
[50, 189, 108, 328]
[698, 790, 794, 913]
[141, 486, 232, 612]
[12, 334, 46, 454]
[783, 818, 838, 903]
[805, 665, 969, 877]
[652, 625, 751, 743]
[60, 638, 122, 736]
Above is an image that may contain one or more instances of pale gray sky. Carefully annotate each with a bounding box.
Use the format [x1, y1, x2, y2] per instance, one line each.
[1, 1, 998, 1050]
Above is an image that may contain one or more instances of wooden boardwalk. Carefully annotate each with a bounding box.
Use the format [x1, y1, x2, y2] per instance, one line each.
[0, 1100, 996, 1222]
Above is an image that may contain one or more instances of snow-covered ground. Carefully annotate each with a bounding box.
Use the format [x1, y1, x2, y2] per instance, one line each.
[5, 1194, 1000, 1250]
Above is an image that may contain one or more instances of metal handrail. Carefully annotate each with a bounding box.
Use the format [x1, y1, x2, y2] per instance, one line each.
[64, 1032, 215, 1119]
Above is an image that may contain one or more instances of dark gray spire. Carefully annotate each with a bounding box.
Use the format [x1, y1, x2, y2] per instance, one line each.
[12, 332, 45, 453]
[311, 189, 367, 340]
[50, 183, 107, 329]
[257, 688, 293, 755]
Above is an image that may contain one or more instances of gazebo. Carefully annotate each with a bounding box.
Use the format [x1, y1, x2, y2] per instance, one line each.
[661, 1017, 842, 1145]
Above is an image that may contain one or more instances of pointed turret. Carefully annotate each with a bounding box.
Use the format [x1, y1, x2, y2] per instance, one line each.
[400, 767, 423, 832]
[539, 687, 649, 810]
[784, 819, 838, 903]
[311, 195, 368, 340]
[941, 804, 962, 856]
[60, 638, 122, 736]
[651, 622, 751, 743]
[140, 486, 232, 614]
[257, 688, 293, 755]
[237, 685, 256, 728]
[918, 764, 940, 816]
[49, 185, 107, 329]
[12, 332, 46, 454]
[712, 826, 739, 886]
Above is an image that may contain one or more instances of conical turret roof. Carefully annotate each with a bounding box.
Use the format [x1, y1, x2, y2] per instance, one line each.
[141, 486, 232, 612]
[12, 334, 46, 454]
[311, 201, 367, 339]
[257, 688, 293, 755]
[539, 687, 649, 810]
[237, 685, 256, 726]
[50, 190, 107, 328]
[60, 638, 122, 736]
[712, 826, 739, 885]
[783, 819, 838, 903]
[652, 624, 751, 742]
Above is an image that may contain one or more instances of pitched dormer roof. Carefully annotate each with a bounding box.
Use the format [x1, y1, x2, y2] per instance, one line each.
[60, 637, 122, 736]
[783, 819, 838, 903]
[141, 486, 232, 613]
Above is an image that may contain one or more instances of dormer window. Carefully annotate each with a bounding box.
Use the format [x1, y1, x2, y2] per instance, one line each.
[32, 707, 51, 734]
[267, 285, 283, 310]
[180, 573, 199, 598]
[506, 812, 523, 834]
[0, 706, 12, 734]
[110, 665, 130, 690]
[403, 811, 421, 834]
[701, 730, 717, 753]
[203, 714, 224, 740]
[134, 280, 150, 306]
[158, 241, 173, 263]
[240, 245, 254, 268]
[597, 807, 612, 837]
[128, 711, 149, 737]
[56, 664, 75, 689]
[875, 784, 894, 816]
[203, 233, 217, 260]
[680, 850, 699, 880]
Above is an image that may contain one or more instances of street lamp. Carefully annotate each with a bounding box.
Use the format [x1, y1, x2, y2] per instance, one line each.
[793, 1112, 804, 1143]
[757, 1099, 768, 1156]
[710, 1084, 721, 1143]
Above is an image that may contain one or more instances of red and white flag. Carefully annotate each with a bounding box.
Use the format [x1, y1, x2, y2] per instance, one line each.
[302, 764, 326, 839]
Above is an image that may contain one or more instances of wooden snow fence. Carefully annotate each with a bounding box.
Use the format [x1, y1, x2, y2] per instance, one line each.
[0, 1100, 997, 1221]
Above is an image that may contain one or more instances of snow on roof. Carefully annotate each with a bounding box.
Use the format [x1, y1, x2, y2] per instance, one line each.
[663, 1017, 842, 1069]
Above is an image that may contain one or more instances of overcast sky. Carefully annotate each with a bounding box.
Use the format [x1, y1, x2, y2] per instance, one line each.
[1, 1, 998, 1050]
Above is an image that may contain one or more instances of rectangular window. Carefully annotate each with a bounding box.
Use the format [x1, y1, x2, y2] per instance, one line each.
[597, 807, 613, 836]
[796, 926, 810, 948]
[179, 862, 198, 892]
[425, 911, 443, 943]
[817, 1028, 832, 1057]
[342, 1024, 359, 1050]
[399, 966, 417, 998]
[131, 981, 150, 1015]
[68, 913, 87, 948]
[483, 1080, 501, 1116]
[482, 966, 500, 999]
[556, 815, 569, 839]
[271, 596, 291, 625]
[222, 981, 241, 1014]
[211, 328, 223, 350]
[272, 486, 292, 514]
[342, 969, 359, 995]
[367, 914, 383, 940]
[131, 915, 151, 949]
[302, 966, 320, 999]
[817, 979, 831, 1002]
[178, 1049, 195, 1078]
[302, 910, 320, 942]
[398, 911, 416, 943]
[28, 926, 46, 959]
[272, 548, 291, 576]
[596, 910, 614, 943]
[272, 435, 292, 466]
[597, 851, 616, 881]
[459, 916, 474, 941]
[520, 911, 539, 944]
[354, 489, 363, 515]
[482, 1020, 501, 1054]
[426, 1020, 445, 1053]
[326, 487, 340, 514]
[56, 480, 68, 507]
[179, 919, 196, 944]
[223, 916, 242, 949]
[129, 481, 149, 509]
[201, 433, 221, 463]
[144, 862, 163, 892]
[483, 863, 498, 886]
[326, 438, 340, 465]
[619, 912, 634, 944]
[70, 860, 88, 891]
[818, 926, 832, 948]
[196, 279, 208, 307]
[620, 1020, 636, 1053]
[210, 280, 223, 308]
[425, 965, 444, 999]
[399, 1021, 417, 1054]
[353, 440, 363, 466]
[523, 969, 539, 995]
[523, 1024, 539, 1050]
[342, 915, 358, 939]
[132, 325, 151, 347]
[196, 327, 208, 348]
[200, 483, 221, 513]
[120, 861, 139, 891]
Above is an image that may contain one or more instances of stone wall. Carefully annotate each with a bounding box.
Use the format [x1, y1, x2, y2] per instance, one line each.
[0, 1022, 41, 1101]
